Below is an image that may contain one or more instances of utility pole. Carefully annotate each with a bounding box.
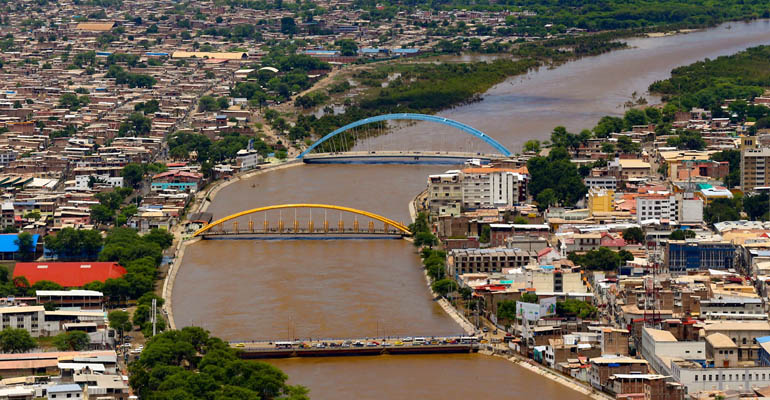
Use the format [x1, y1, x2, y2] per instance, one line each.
[152, 298, 157, 336]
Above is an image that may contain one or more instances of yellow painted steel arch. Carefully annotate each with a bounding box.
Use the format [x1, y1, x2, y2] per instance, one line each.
[192, 204, 411, 237]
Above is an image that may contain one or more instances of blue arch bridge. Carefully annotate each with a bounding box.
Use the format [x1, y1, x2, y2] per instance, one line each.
[296, 113, 512, 164]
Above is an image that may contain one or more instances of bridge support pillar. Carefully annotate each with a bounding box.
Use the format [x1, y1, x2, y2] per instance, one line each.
[263, 220, 269, 233]
[368, 220, 374, 233]
[353, 218, 359, 233]
[308, 220, 314, 233]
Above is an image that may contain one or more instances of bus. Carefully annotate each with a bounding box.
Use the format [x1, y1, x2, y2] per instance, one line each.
[459, 336, 479, 344]
[275, 341, 295, 349]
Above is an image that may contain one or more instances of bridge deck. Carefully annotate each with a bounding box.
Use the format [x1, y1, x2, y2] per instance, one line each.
[201, 228, 407, 238]
[302, 151, 503, 164]
[232, 336, 480, 359]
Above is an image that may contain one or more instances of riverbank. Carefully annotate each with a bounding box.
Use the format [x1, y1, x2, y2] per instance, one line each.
[162, 159, 304, 329]
[481, 350, 613, 400]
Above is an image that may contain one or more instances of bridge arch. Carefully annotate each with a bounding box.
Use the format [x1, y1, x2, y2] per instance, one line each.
[192, 204, 411, 237]
[296, 113, 512, 159]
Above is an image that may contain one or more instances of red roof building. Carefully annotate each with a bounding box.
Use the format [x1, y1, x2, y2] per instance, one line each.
[13, 262, 127, 287]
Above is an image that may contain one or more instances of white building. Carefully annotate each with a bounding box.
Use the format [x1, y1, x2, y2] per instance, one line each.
[584, 176, 618, 190]
[74, 174, 124, 190]
[236, 148, 261, 171]
[671, 359, 770, 394]
[46, 384, 82, 400]
[636, 193, 703, 225]
[0, 306, 46, 337]
[461, 167, 527, 209]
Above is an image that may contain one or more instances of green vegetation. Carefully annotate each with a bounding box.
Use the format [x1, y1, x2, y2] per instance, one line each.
[669, 229, 696, 240]
[52, 331, 90, 351]
[59, 93, 90, 111]
[44, 228, 103, 260]
[710, 150, 740, 188]
[556, 299, 597, 319]
[106, 65, 156, 88]
[118, 112, 152, 137]
[527, 146, 587, 208]
[622, 227, 645, 244]
[108, 310, 132, 341]
[666, 130, 706, 150]
[0, 328, 36, 353]
[307, 59, 537, 151]
[512, 32, 628, 63]
[568, 247, 634, 271]
[431, 278, 457, 297]
[410, 212, 438, 248]
[129, 327, 308, 399]
[704, 198, 741, 224]
[649, 45, 770, 113]
[167, 131, 273, 164]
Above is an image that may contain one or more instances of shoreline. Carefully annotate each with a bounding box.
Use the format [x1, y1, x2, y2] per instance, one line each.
[482, 350, 613, 400]
[411, 190, 609, 400]
[162, 160, 304, 330]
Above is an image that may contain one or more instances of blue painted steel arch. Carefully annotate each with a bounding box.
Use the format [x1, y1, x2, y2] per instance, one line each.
[296, 113, 512, 159]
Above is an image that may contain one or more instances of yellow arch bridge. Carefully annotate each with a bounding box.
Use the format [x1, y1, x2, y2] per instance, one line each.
[192, 204, 411, 238]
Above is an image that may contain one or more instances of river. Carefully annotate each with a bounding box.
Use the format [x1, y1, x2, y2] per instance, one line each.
[172, 20, 770, 399]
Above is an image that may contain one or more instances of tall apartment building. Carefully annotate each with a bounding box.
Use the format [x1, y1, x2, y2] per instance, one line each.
[741, 145, 770, 192]
[636, 193, 703, 224]
[427, 171, 462, 217]
[460, 167, 527, 210]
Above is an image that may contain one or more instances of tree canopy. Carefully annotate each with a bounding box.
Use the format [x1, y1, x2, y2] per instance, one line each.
[129, 327, 308, 400]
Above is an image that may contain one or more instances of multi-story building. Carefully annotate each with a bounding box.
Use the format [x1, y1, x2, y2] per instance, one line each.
[700, 297, 764, 319]
[740, 137, 770, 192]
[702, 321, 770, 361]
[587, 188, 614, 215]
[584, 175, 618, 190]
[460, 167, 527, 209]
[427, 171, 462, 217]
[528, 265, 586, 293]
[636, 194, 677, 224]
[665, 241, 736, 274]
[449, 248, 536, 275]
[0, 306, 45, 337]
[235, 148, 261, 171]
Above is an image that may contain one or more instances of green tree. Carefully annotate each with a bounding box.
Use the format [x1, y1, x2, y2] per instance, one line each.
[14, 232, 35, 261]
[121, 163, 145, 188]
[109, 310, 132, 339]
[413, 232, 437, 248]
[621, 227, 645, 244]
[0, 328, 35, 353]
[704, 198, 740, 224]
[523, 140, 540, 153]
[527, 148, 587, 207]
[431, 278, 457, 298]
[617, 136, 640, 153]
[52, 331, 90, 351]
[280, 17, 297, 34]
[119, 112, 152, 136]
[144, 228, 174, 250]
[744, 193, 769, 220]
[497, 299, 517, 324]
[535, 188, 557, 211]
[623, 108, 647, 128]
[479, 224, 491, 243]
[336, 39, 358, 56]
